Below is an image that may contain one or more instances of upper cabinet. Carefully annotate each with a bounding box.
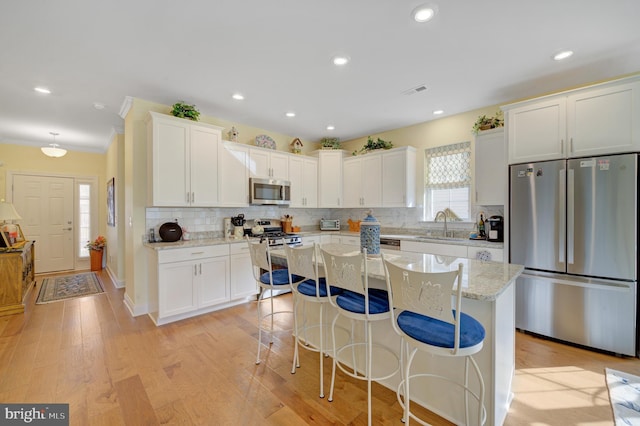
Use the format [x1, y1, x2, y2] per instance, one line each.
[505, 77, 640, 164]
[248, 147, 289, 180]
[567, 80, 640, 158]
[343, 153, 382, 207]
[147, 112, 223, 207]
[381, 147, 416, 208]
[475, 128, 506, 206]
[219, 142, 250, 207]
[314, 150, 347, 208]
[289, 155, 318, 208]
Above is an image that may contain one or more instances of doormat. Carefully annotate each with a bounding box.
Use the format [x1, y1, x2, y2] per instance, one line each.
[605, 368, 640, 425]
[36, 272, 104, 304]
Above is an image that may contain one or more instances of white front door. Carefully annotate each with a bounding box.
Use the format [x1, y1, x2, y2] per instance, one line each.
[13, 175, 75, 273]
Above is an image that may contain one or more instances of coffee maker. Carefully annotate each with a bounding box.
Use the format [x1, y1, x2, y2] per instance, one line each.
[487, 215, 504, 242]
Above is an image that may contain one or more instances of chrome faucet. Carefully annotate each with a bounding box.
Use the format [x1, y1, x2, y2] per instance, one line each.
[434, 210, 448, 237]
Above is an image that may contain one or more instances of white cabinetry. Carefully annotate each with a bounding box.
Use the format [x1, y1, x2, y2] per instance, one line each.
[289, 156, 318, 207]
[147, 111, 223, 207]
[249, 147, 289, 180]
[475, 128, 506, 206]
[566, 80, 640, 158]
[506, 97, 566, 164]
[506, 77, 640, 164]
[219, 142, 249, 206]
[343, 153, 382, 207]
[149, 245, 230, 325]
[229, 243, 258, 299]
[315, 150, 346, 208]
[382, 147, 416, 207]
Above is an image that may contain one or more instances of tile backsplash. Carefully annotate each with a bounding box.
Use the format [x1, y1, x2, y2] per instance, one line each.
[146, 205, 504, 239]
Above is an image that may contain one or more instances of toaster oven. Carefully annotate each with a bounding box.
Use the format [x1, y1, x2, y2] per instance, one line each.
[320, 219, 340, 231]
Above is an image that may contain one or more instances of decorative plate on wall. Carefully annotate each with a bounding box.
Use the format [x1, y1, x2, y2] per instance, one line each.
[255, 134, 276, 150]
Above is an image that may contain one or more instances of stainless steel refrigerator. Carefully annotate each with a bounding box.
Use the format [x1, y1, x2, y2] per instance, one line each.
[510, 153, 638, 356]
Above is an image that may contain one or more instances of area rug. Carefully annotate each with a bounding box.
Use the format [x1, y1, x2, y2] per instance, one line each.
[36, 272, 104, 304]
[606, 368, 640, 425]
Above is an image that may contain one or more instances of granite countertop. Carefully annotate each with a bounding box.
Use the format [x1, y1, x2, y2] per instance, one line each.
[270, 243, 523, 302]
[144, 237, 248, 250]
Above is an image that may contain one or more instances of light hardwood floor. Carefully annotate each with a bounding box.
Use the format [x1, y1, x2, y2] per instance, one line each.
[1, 270, 638, 425]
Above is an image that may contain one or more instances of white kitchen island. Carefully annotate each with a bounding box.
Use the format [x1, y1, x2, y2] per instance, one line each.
[271, 244, 524, 426]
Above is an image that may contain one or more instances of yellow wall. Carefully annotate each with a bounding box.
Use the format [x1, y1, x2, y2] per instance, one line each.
[105, 133, 125, 285]
[341, 105, 504, 206]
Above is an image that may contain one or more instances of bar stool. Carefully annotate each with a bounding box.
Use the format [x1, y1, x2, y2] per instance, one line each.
[321, 247, 400, 426]
[382, 255, 486, 425]
[284, 242, 342, 398]
[247, 237, 299, 365]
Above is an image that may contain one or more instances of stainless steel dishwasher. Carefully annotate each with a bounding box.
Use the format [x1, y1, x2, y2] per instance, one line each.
[379, 237, 401, 250]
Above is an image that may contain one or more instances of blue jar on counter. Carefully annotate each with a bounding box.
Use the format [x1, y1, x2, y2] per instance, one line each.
[360, 210, 380, 257]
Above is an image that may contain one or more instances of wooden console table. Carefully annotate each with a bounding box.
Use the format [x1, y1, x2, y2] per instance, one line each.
[0, 241, 35, 316]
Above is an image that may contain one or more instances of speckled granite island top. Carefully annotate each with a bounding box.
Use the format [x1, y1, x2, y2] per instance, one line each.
[270, 243, 524, 302]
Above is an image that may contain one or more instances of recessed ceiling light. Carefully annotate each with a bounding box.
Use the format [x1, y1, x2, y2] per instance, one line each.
[433, 109, 444, 115]
[332, 55, 350, 66]
[93, 102, 106, 110]
[286, 112, 296, 118]
[34, 87, 51, 94]
[232, 93, 244, 100]
[412, 4, 438, 23]
[553, 50, 574, 61]
[326, 125, 335, 131]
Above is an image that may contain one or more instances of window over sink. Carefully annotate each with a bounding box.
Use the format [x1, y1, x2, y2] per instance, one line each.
[424, 141, 471, 221]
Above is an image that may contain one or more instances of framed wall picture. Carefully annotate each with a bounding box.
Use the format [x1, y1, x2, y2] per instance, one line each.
[107, 177, 115, 227]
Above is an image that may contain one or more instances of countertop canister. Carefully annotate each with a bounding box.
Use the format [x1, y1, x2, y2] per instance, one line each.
[360, 210, 380, 256]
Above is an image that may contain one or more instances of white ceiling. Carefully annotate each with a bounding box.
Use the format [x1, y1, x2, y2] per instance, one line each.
[2, 0, 640, 153]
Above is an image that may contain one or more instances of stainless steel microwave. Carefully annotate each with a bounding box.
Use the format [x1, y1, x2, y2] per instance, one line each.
[249, 177, 291, 205]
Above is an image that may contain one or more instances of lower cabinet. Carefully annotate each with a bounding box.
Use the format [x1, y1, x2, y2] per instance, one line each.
[148, 244, 252, 325]
[230, 242, 258, 299]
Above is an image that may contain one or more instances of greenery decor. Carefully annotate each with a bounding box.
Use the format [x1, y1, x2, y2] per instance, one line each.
[472, 110, 504, 134]
[320, 137, 341, 149]
[171, 101, 200, 121]
[354, 136, 393, 155]
[86, 235, 106, 251]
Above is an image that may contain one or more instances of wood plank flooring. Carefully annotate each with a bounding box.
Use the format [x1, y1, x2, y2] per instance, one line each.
[1, 270, 638, 425]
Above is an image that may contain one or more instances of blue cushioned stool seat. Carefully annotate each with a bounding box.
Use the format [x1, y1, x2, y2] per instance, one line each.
[336, 288, 390, 315]
[397, 310, 485, 349]
[260, 269, 301, 286]
[297, 277, 343, 297]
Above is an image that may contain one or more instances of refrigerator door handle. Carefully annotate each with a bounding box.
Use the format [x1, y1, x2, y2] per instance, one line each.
[567, 168, 575, 265]
[558, 169, 566, 264]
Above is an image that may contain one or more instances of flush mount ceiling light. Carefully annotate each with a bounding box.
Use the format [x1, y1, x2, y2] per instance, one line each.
[232, 93, 244, 100]
[326, 125, 335, 131]
[332, 55, 350, 66]
[412, 4, 438, 23]
[553, 50, 574, 61]
[34, 87, 51, 94]
[285, 112, 296, 118]
[41, 132, 67, 158]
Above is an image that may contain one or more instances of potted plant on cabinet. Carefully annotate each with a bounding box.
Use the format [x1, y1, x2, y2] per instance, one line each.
[472, 110, 504, 134]
[171, 101, 200, 121]
[354, 136, 393, 155]
[320, 137, 341, 149]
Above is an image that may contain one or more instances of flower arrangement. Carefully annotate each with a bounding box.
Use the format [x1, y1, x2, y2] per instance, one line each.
[86, 235, 107, 251]
[472, 110, 504, 134]
[170, 101, 200, 121]
[354, 136, 393, 155]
